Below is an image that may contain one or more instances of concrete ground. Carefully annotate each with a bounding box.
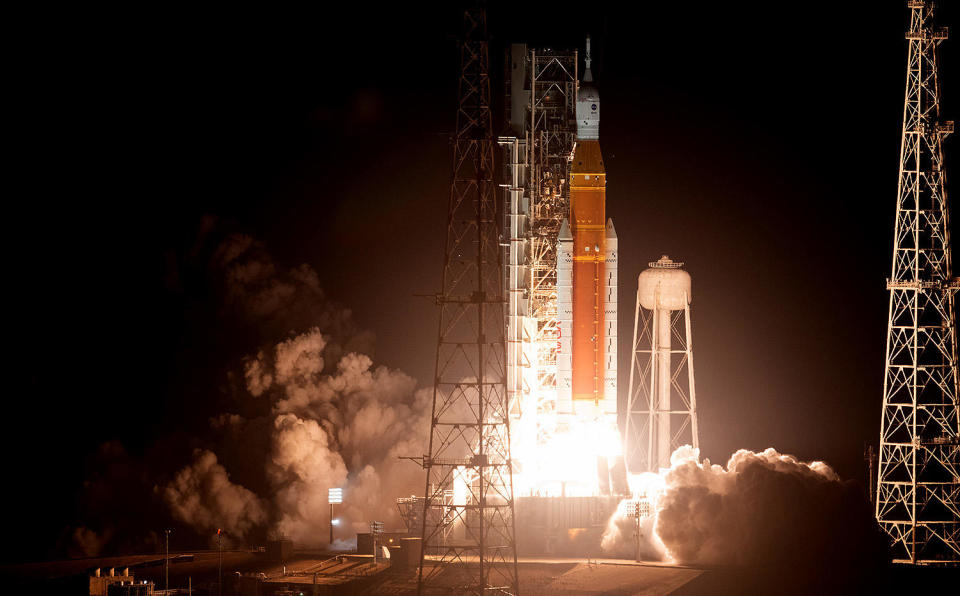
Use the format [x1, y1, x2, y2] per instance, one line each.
[515, 560, 703, 595]
[366, 557, 960, 595]
[367, 558, 705, 595]
[9, 551, 957, 594]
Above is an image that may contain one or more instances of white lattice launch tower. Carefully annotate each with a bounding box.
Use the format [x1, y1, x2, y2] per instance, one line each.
[625, 256, 699, 472]
[875, 0, 960, 565]
[500, 43, 579, 482]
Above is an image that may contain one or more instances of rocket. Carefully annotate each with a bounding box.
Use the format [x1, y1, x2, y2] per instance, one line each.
[558, 37, 617, 419]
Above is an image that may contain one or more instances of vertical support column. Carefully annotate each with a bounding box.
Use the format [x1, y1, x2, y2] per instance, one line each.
[557, 220, 574, 415]
[647, 301, 658, 471]
[624, 275, 643, 466]
[684, 298, 699, 450]
[656, 306, 672, 470]
[501, 136, 526, 425]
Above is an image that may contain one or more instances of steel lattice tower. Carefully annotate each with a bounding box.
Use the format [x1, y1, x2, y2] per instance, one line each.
[876, 0, 960, 565]
[417, 6, 520, 594]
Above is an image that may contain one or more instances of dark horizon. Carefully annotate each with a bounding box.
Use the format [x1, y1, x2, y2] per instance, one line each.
[5, 1, 958, 563]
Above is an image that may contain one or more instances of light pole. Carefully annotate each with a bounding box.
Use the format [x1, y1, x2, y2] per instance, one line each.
[217, 528, 222, 596]
[635, 503, 641, 563]
[164, 529, 171, 592]
[328, 488, 342, 547]
[370, 521, 384, 563]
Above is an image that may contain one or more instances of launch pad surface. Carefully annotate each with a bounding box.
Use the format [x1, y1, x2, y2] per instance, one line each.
[377, 558, 960, 595]
[8, 549, 959, 594]
[491, 559, 703, 595]
[373, 558, 704, 595]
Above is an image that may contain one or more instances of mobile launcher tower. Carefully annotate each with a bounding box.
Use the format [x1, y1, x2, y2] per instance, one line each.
[499, 38, 627, 554]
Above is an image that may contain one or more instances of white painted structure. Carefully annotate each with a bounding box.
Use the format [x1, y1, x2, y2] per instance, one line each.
[557, 219, 573, 414]
[625, 256, 699, 472]
[603, 220, 618, 415]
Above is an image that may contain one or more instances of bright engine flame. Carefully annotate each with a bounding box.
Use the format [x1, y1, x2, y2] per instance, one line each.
[511, 393, 621, 497]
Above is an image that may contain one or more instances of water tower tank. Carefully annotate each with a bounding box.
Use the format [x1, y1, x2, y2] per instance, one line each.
[637, 256, 691, 311]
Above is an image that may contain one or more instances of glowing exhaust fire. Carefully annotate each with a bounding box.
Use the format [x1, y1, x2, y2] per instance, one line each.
[510, 392, 622, 497]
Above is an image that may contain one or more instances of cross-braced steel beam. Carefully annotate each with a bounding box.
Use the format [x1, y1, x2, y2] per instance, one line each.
[876, 0, 959, 566]
[417, 7, 520, 594]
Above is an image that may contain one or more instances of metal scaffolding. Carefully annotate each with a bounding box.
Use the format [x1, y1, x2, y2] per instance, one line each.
[876, 0, 960, 565]
[527, 49, 578, 414]
[501, 45, 578, 465]
[417, 7, 519, 594]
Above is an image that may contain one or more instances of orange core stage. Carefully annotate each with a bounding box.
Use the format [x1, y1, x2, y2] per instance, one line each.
[569, 140, 606, 404]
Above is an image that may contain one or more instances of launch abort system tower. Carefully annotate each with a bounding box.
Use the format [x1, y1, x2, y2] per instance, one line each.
[876, 0, 960, 565]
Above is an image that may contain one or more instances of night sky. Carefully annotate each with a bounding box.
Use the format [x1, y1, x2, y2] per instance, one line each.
[7, 2, 958, 562]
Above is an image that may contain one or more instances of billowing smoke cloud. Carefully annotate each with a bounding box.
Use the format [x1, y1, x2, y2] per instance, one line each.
[153, 229, 432, 546]
[268, 413, 348, 543]
[212, 232, 374, 361]
[655, 446, 885, 569]
[64, 441, 164, 558]
[600, 506, 665, 561]
[66, 526, 115, 559]
[163, 242, 431, 546]
[164, 450, 267, 537]
[62, 226, 421, 557]
[602, 446, 887, 590]
[169, 334, 431, 545]
[250, 331, 432, 543]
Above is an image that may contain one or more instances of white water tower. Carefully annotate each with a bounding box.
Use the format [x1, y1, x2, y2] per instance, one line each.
[624, 256, 699, 472]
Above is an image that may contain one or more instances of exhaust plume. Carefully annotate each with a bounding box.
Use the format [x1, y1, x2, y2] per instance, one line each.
[166, 323, 430, 545]
[654, 446, 885, 569]
[601, 446, 887, 589]
[151, 229, 430, 546]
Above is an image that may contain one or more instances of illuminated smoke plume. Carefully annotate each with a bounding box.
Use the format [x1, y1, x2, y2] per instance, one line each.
[654, 446, 882, 567]
[601, 445, 885, 591]
[157, 231, 430, 546]
[599, 471, 667, 560]
[167, 326, 430, 545]
[600, 446, 886, 590]
[67, 526, 114, 558]
[251, 336, 431, 543]
[268, 413, 349, 543]
[212, 230, 375, 360]
[600, 505, 665, 561]
[163, 449, 267, 537]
